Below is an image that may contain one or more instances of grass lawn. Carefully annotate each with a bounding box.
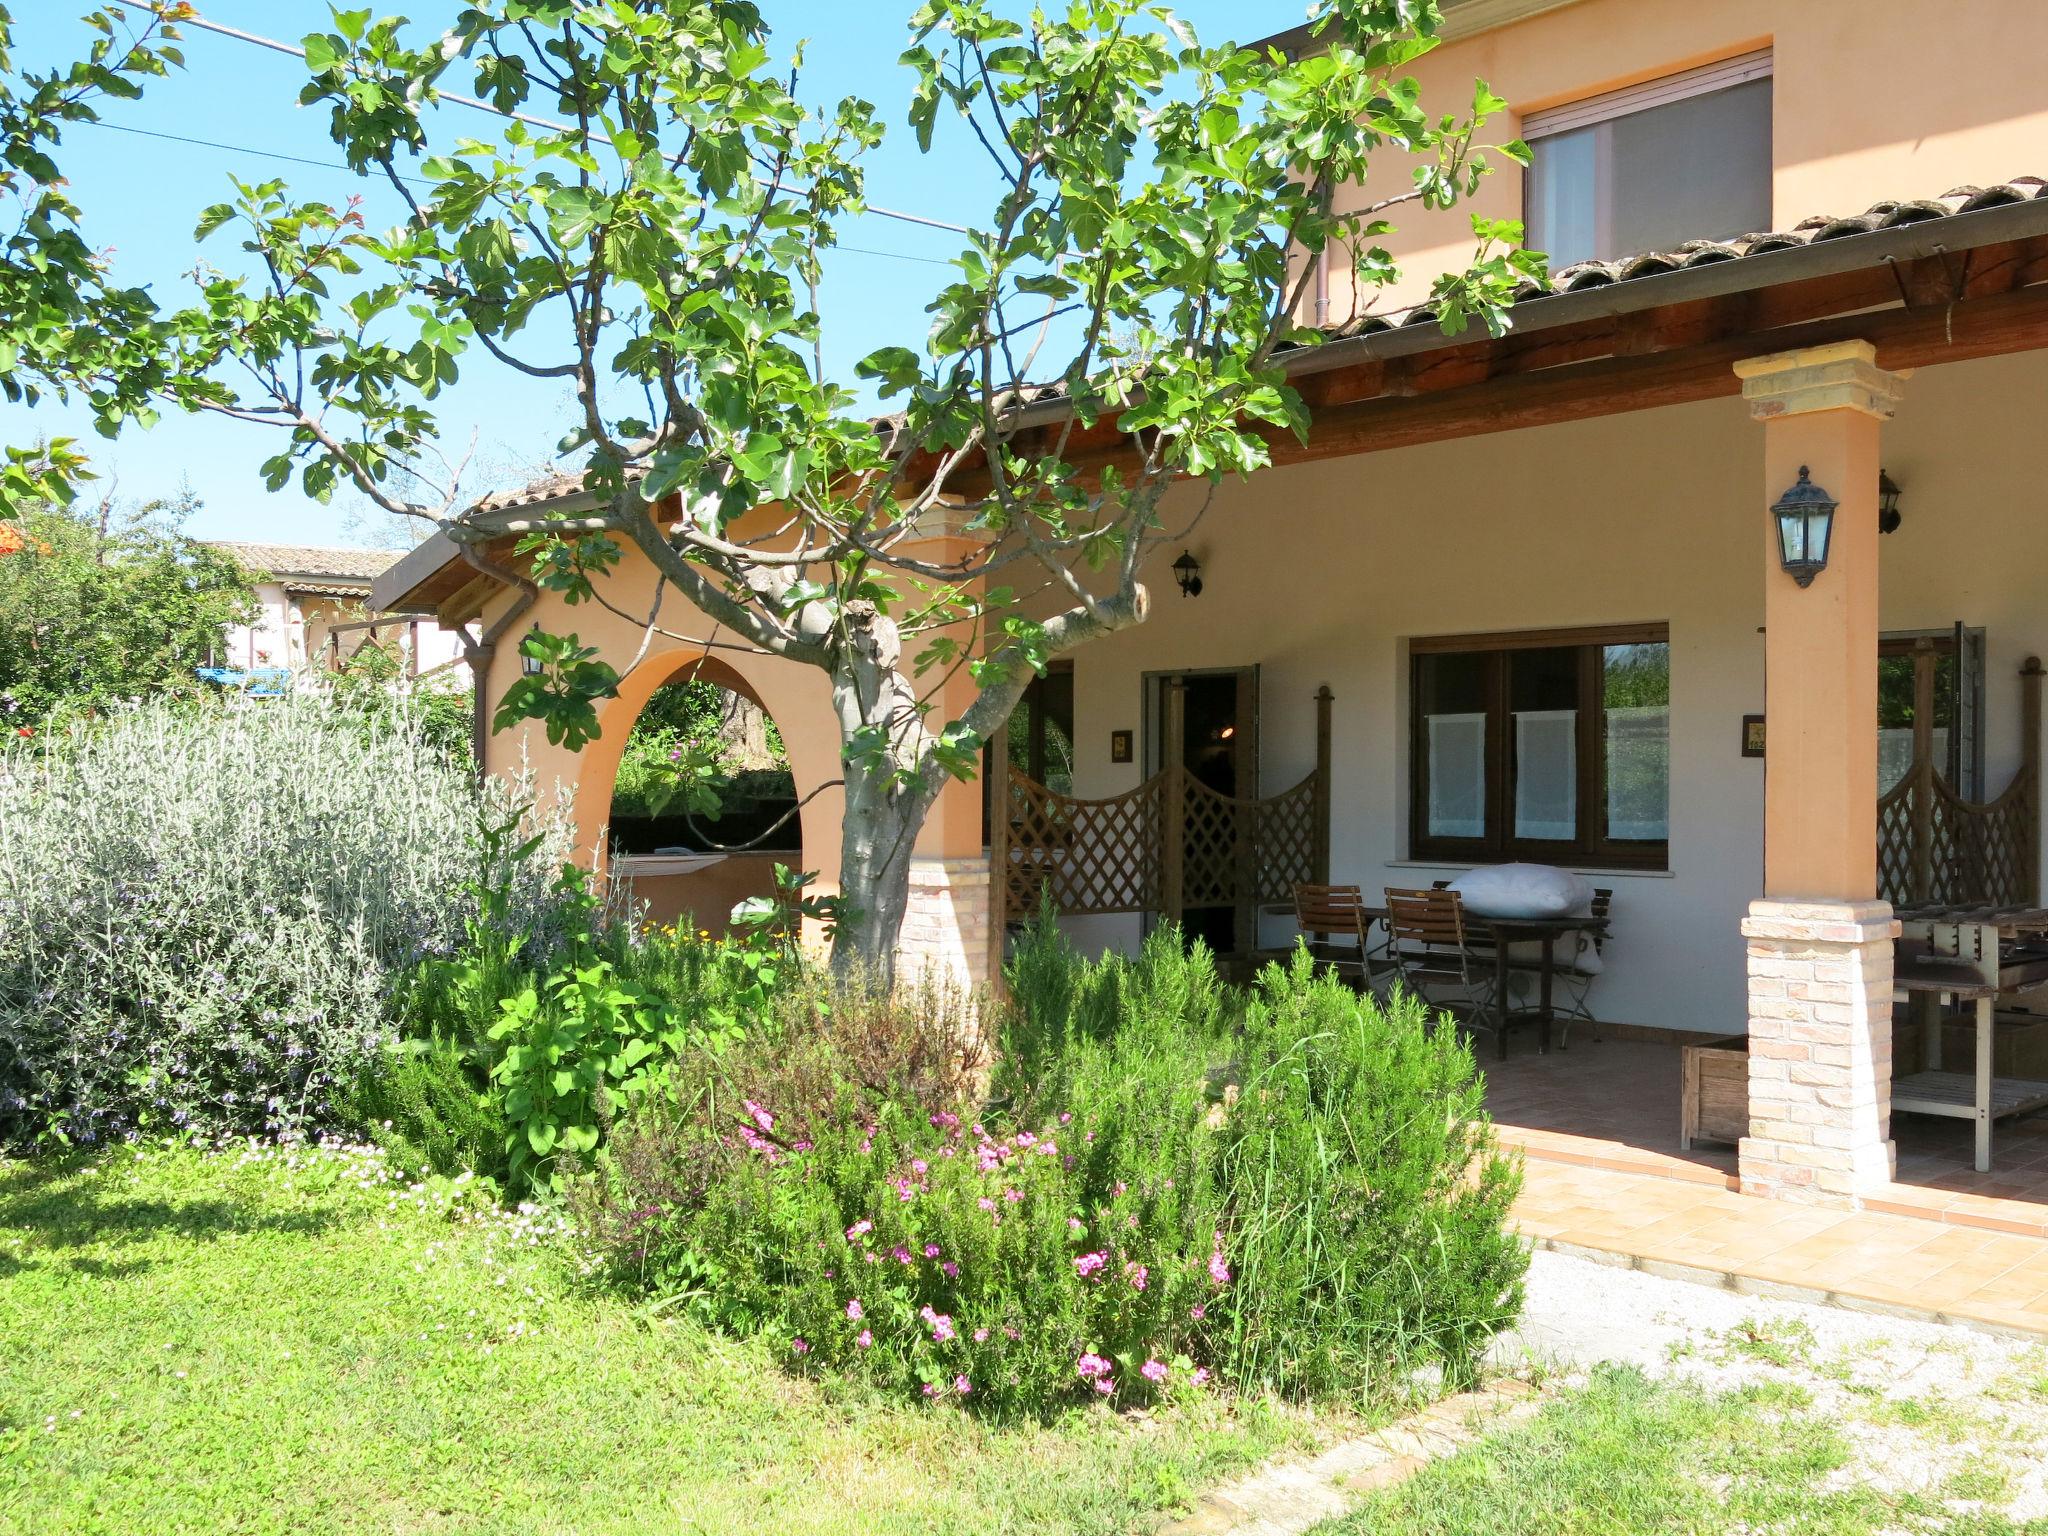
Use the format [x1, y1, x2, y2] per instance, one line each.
[0, 1145, 1309, 1535]
[1318, 1358, 2048, 1536]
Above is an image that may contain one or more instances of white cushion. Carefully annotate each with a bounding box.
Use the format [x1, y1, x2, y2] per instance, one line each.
[1447, 863, 1593, 920]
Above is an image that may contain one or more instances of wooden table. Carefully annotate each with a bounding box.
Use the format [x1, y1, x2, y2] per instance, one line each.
[1893, 912, 2048, 1173]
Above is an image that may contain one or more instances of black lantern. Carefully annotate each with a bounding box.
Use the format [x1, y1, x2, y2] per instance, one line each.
[520, 623, 545, 677]
[1171, 549, 1203, 598]
[1877, 469, 1903, 535]
[1771, 466, 1837, 588]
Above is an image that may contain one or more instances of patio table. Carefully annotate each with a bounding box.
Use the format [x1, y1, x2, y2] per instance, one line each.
[1472, 913, 1611, 1061]
[1892, 912, 2048, 1172]
[1267, 900, 1607, 1060]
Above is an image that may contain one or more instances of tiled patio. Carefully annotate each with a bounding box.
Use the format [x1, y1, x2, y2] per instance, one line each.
[1483, 1035, 2048, 1238]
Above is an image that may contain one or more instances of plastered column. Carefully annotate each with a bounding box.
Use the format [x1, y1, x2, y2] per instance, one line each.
[1733, 342, 1906, 1207]
[894, 503, 993, 989]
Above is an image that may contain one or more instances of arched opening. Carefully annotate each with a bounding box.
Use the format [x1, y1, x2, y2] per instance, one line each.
[602, 655, 803, 936]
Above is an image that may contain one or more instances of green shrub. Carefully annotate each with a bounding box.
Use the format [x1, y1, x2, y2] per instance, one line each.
[578, 921, 1525, 1412]
[345, 1034, 503, 1180]
[1214, 951, 1526, 1394]
[0, 697, 567, 1149]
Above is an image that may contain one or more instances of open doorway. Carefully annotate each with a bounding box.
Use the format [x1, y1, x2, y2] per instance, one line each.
[1145, 667, 1257, 956]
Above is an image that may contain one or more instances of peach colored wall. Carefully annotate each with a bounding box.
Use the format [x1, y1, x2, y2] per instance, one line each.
[1326, 0, 2048, 318]
[618, 851, 783, 935]
[474, 573, 848, 908]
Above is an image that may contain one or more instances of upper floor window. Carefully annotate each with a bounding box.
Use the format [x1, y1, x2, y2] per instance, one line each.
[1524, 51, 1773, 271]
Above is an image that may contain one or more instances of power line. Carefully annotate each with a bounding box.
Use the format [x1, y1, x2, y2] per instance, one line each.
[79, 117, 958, 268]
[110, 0, 971, 234]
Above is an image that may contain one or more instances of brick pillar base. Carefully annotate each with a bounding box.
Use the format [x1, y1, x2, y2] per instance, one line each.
[896, 855, 994, 991]
[1739, 899, 1898, 1207]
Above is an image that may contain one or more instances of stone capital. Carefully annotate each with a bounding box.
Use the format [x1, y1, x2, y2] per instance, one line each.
[1734, 340, 1909, 422]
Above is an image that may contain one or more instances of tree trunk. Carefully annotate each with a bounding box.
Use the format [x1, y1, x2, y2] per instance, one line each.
[714, 690, 776, 771]
[829, 601, 943, 985]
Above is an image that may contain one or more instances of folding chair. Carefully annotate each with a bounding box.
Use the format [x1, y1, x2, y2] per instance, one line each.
[1292, 883, 1381, 990]
[1383, 886, 1503, 1040]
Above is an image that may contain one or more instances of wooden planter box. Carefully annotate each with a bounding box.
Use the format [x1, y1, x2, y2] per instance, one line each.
[1680, 1034, 1749, 1150]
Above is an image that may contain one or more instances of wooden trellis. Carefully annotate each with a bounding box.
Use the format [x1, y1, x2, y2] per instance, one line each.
[1877, 653, 2041, 908]
[988, 684, 1332, 967]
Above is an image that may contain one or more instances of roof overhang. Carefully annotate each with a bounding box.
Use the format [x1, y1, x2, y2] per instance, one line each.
[373, 193, 2048, 619]
[1255, 0, 1587, 58]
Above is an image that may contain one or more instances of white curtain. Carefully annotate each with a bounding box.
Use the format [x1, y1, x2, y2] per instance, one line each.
[1427, 712, 1486, 838]
[1606, 704, 1670, 841]
[1515, 709, 1577, 840]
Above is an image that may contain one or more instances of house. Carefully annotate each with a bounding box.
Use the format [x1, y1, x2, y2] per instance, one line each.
[208, 541, 469, 682]
[372, 0, 2048, 1219]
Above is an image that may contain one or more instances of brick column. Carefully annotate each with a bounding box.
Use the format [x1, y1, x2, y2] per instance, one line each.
[897, 854, 995, 990]
[1733, 341, 1907, 1208]
[1739, 900, 1897, 1203]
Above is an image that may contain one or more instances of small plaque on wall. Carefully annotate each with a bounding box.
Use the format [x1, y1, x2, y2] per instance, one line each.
[1742, 715, 1766, 758]
[1110, 729, 1133, 764]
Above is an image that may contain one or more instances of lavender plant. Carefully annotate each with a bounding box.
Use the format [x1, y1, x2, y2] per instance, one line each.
[0, 696, 567, 1147]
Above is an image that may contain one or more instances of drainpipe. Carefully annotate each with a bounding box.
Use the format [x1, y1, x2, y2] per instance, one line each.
[454, 540, 539, 784]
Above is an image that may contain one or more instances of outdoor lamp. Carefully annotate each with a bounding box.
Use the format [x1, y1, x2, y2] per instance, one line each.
[1771, 466, 1838, 588]
[1172, 549, 1204, 598]
[520, 623, 544, 677]
[1878, 469, 1903, 535]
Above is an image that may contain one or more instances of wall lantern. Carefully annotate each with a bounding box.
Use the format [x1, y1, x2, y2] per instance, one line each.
[520, 623, 545, 677]
[1877, 469, 1903, 536]
[1771, 466, 1837, 588]
[1171, 549, 1204, 598]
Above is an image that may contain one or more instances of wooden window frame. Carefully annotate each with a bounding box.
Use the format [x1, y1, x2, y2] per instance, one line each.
[1408, 623, 1670, 871]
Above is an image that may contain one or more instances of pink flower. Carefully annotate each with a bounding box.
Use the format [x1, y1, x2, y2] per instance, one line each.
[1192, 1367, 1211, 1387]
[940, 1261, 959, 1279]
[1074, 1251, 1107, 1279]
[791, 1337, 810, 1355]
[893, 1246, 914, 1265]
[1016, 1131, 1037, 1148]
[911, 1159, 928, 1175]
[845, 1220, 872, 1241]
[1207, 1239, 1231, 1287]
[1189, 1304, 1206, 1321]
[743, 1098, 774, 1133]
[923, 1243, 941, 1259]
[920, 1305, 956, 1343]
[1076, 1352, 1112, 1380]
[855, 1329, 873, 1349]
[846, 1299, 863, 1320]
[793, 1139, 813, 1152]
[1093, 1378, 1114, 1396]
[1141, 1359, 1168, 1384]
[1114, 1181, 1128, 1197]
[1124, 1261, 1149, 1292]
[1002, 1326, 1019, 1340]
[1068, 1217, 1084, 1233]
[972, 1328, 989, 1343]
[863, 1252, 880, 1265]
[977, 1197, 997, 1213]
[1003, 1187, 1023, 1204]
[954, 1374, 972, 1396]
[1058, 1111, 1072, 1125]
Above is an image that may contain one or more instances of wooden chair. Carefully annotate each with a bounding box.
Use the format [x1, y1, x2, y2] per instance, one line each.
[1292, 883, 1380, 989]
[1383, 886, 1502, 1038]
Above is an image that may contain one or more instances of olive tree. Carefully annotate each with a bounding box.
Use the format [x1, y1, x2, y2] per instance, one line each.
[17, 0, 1539, 974]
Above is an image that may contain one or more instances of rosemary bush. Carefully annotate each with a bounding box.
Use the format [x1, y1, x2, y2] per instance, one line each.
[0, 697, 564, 1148]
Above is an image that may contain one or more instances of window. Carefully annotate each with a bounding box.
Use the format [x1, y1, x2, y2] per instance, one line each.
[1878, 629, 1985, 799]
[983, 662, 1074, 843]
[1410, 626, 1670, 868]
[1524, 52, 1772, 270]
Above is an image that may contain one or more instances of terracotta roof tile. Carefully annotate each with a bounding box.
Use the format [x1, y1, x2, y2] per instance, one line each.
[206, 541, 401, 582]
[467, 177, 2048, 517]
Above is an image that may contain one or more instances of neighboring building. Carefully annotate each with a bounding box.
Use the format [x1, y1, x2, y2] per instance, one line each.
[208, 541, 469, 681]
[376, 0, 2048, 1218]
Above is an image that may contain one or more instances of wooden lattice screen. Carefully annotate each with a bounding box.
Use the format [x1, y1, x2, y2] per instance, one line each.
[1877, 654, 2042, 908]
[989, 685, 1333, 964]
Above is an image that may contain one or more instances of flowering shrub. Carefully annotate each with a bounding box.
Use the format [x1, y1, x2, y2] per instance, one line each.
[0, 697, 567, 1148]
[580, 923, 1525, 1411]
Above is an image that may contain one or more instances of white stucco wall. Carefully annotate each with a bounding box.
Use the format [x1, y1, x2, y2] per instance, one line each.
[1053, 347, 2048, 1036]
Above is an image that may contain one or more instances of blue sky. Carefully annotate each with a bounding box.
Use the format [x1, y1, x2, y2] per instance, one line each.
[2, 1, 1289, 546]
